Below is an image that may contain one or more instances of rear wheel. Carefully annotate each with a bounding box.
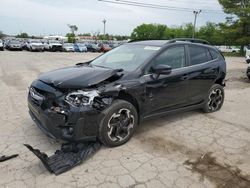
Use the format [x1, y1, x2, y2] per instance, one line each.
[203, 84, 224, 113]
[99, 100, 138, 147]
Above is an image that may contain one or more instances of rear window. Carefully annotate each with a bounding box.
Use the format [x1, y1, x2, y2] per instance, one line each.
[189, 46, 212, 65]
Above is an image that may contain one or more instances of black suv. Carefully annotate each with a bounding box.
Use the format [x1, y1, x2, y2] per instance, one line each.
[28, 38, 226, 147]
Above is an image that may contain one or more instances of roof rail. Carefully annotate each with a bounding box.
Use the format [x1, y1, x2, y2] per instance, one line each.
[167, 38, 210, 45]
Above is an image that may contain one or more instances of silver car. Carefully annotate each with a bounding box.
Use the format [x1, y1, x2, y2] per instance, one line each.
[27, 39, 44, 52]
[62, 43, 75, 52]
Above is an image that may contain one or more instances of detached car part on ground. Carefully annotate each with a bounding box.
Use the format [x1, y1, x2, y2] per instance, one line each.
[28, 38, 226, 147]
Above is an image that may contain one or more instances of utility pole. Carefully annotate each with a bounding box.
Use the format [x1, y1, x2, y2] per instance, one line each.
[192, 10, 201, 38]
[102, 19, 107, 35]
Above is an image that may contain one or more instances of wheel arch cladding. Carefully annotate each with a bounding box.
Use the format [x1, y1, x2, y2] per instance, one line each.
[215, 77, 225, 86]
[116, 91, 140, 115]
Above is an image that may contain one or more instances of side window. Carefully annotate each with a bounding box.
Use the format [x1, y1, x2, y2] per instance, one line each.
[209, 49, 219, 60]
[154, 46, 186, 69]
[189, 46, 211, 65]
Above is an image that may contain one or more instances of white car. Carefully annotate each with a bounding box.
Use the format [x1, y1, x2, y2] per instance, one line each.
[62, 43, 75, 52]
[245, 46, 250, 64]
[27, 39, 44, 51]
[43, 40, 63, 52]
[218, 46, 240, 53]
[0, 39, 4, 51]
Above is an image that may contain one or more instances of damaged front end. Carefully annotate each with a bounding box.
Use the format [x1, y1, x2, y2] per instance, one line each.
[28, 78, 121, 142]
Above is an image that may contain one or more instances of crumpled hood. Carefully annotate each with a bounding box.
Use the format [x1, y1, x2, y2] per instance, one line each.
[38, 65, 121, 89]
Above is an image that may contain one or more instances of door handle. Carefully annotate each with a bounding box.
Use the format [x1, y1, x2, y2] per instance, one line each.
[205, 69, 216, 74]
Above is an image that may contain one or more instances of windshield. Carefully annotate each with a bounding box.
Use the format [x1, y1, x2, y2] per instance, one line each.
[64, 43, 73, 46]
[10, 41, 21, 44]
[77, 43, 86, 47]
[49, 40, 60, 43]
[91, 44, 160, 71]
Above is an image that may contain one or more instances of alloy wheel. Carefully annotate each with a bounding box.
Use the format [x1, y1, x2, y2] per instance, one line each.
[208, 88, 223, 111]
[107, 108, 135, 142]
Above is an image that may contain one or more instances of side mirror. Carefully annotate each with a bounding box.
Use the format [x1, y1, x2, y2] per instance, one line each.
[152, 64, 172, 75]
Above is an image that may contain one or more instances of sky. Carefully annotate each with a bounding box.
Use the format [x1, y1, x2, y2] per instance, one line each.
[0, 0, 228, 36]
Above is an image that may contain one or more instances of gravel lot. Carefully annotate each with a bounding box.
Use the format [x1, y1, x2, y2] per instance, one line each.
[0, 51, 250, 188]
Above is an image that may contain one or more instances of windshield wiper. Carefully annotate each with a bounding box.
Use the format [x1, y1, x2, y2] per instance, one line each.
[93, 65, 124, 72]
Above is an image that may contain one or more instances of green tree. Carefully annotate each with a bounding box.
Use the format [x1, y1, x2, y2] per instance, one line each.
[218, 0, 250, 51]
[197, 22, 225, 45]
[66, 33, 76, 43]
[67, 24, 78, 35]
[16, 32, 29, 38]
[131, 24, 166, 40]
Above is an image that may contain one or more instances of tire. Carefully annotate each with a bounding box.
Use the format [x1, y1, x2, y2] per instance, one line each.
[99, 99, 138, 147]
[203, 84, 224, 113]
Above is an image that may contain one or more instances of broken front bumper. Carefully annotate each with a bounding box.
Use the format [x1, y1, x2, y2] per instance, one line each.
[28, 81, 104, 142]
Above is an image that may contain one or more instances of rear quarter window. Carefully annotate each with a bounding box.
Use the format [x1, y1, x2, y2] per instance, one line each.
[189, 46, 212, 65]
[209, 49, 223, 60]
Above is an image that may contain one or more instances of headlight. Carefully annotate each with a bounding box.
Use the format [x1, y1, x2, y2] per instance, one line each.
[65, 90, 99, 107]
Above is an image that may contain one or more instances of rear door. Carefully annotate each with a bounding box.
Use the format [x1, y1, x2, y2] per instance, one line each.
[186, 45, 219, 104]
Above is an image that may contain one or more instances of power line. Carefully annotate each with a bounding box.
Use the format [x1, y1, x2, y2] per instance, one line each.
[99, 0, 194, 12]
[98, 0, 225, 14]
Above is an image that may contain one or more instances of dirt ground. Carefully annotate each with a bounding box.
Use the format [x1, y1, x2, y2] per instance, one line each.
[0, 51, 250, 188]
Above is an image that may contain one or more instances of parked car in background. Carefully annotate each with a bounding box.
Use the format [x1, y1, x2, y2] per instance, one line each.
[86, 44, 101, 52]
[5, 40, 22, 51]
[245, 45, 250, 64]
[218, 46, 240, 53]
[74, 43, 87, 52]
[28, 38, 226, 147]
[27, 39, 44, 52]
[99, 44, 112, 52]
[0, 39, 4, 51]
[43, 40, 63, 52]
[62, 43, 75, 52]
[247, 64, 250, 80]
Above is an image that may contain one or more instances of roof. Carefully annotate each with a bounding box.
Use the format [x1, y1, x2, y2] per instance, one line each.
[128, 40, 168, 47]
[128, 38, 210, 47]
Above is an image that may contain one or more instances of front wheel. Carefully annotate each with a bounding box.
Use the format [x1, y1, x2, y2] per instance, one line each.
[99, 100, 138, 147]
[203, 84, 224, 113]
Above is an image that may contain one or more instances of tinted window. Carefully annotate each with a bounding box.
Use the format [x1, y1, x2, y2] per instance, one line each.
[209, 49, 219, 60]
[189, 46, 211, 65]
[154, 46, 185, 69]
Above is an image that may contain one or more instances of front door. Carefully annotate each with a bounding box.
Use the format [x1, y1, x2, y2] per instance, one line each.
[142, 45, 190, 117]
